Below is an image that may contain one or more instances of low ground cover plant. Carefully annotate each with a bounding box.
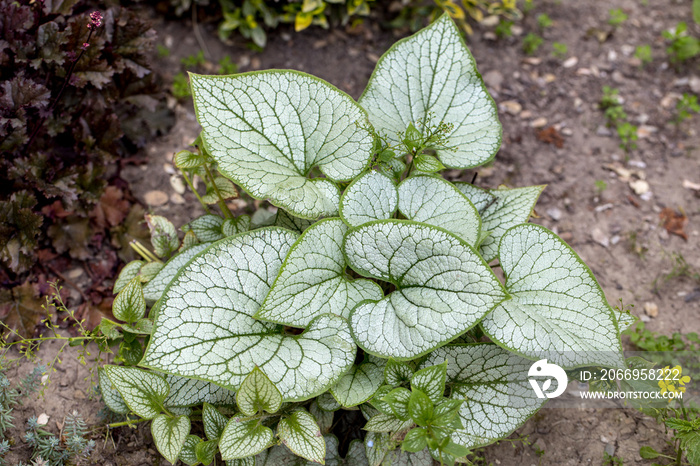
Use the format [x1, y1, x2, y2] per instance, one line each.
[96, 14, 637, 465]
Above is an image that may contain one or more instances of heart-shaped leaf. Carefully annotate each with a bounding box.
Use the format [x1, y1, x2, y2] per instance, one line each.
[339, 171, 398, 227]
[179, 434, 201, 466]
[364, 412, 412, 433]
[113, 260, 144, 294]
[384, 360, 414, 386]
[184, 214, 225, 243]
[141, 228, 356, 401]
[359, 15, 501, 169]
[481, 224, 625, 368]
[203, 403, 228, 441]
[222, 216, 251, 236]
[236, 367, 282, 416]
[420, 344, 546, 450]
[330, 355, 386, 408]
[398, 176, 480, 245]
[455, 184, 544, 262]
[98, 369, 129, 415]
[257, 218, 383, 327]
[191, 71, 374, 219]
[146, 215, 180, 258]
[163, 374, 236, 408]
[410, 361, 447, 404]
[278, 409, 326, 464]
[104, 365, 168, 419]
[151, 414, 191, 464]
[344, 220, 507, 359]
[219, 418, 273, 460]
[142, 243, 210, 302]
[112, 277, 146, 323]
[196, 439, 218, 465]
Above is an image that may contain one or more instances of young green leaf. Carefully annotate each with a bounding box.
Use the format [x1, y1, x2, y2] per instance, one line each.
[146, 214, 180, 258]
[344, 220, 507, 360]
[398, 176, 481, 246]
[222, 216, 251, 236]
[174, 150, 205, 169]
[98, 368, 129, 415]
[639, 446, 661, 459]
[278, 409, 326, 464]
[184, 214, 225, 242]
[383, 387, 412, 421]
[236, 366, 283, 416]
[410, 361, 448, 404]
[420, 344, 546, 450]
[364, 412, 412, 433]
[219, 418, 274, 460]
[141, 228, 356, 402]
[482, 224, 625, 368]
[402, 427, 428, 452]
[164, 374, 237, 408]
[203, 403, 229, 441]
[359, 15, 501, 169]
[142, 243, 210, 302]
[340, 170, 398, 227]
[413, 154, 445, 173]
[104, 365, 168, 419]
[195, 439, 218, 465]
[112, 277, 146, 323]
[369, 385, 394, 415]
[329, 355, 386, 408]
[256, 218, 383, 327]
[201, 177, 238, 205]
[190, 71, 374, 219]
[407, 389, 434, 426]
[113, 260, 144, 294]
[151, 414, 191, 464]
[139, 261, 164, 282]
[455, 184, 544, 262]
[179, 434, 202, 466]
[99, 318, 122, 340]
[385, 359, 414, 386]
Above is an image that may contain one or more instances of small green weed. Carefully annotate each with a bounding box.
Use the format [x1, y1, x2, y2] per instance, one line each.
[495, 19, 514, 39]
[675, 93, 700, 124]
[172, 72, 191, 98]
[537, 13, 553, 29]
[663, 22, 700, 64]
[156, 44, 170, 58]
[180, 50, 206, 68]
[616, 122, 638, 152]
[634, 44, 653, 65]
[523, 33, 543, 55]
[608, 8, 628, 27]
[602, 451, 624, 466]
[594, 179, 608, 194]
[552, 42, 567, 58]
[626, 321, 700, 353]
[218, 55, 238, 75]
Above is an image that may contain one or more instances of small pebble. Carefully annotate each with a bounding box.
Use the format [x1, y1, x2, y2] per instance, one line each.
[547, 207, 563, 221]
[562, 56, 578, 68]
[170, 175, 186, 195]
[629, 179, 650, 195]
[144, 190, 169, 206]
[37, 413, 50, 425]
[170, 193, 185, 205]
[611, 235, 620, 245]
[591, 228, 609, 248]
[67, 268, 83, 279]
[500, 100, 523, 115]
[530, 117, 548, 128]
[643, 302, 659, 318]
[596, 126, 613, 137]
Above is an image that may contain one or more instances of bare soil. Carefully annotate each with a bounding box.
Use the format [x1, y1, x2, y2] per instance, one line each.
[5, 0, 699, 464]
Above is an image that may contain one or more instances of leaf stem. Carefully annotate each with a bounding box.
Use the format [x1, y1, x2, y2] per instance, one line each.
[108, 418, 150, 429]
[129, 240, 161, 263]
[203, 164, 234, 219]
[180, 170, 211, 214]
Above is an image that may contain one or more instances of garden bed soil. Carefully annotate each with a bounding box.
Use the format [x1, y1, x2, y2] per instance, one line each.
[4, 0, 700, 464]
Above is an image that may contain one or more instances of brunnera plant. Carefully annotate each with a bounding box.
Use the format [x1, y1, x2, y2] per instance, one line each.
[100, 15, 635, 465]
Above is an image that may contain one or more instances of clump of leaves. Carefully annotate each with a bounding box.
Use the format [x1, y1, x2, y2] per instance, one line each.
[599, 86, 638, 152]
[552, 41, 567, 58]
[674, 92, 700, 126]
[522, 32, 543, 55]
[663, 22, 700, 64]
[608, 8, 628, 27]
[96, 15, 631, 466]
[172, 52, 239, 99]
[634, 44, 653, 65]
[0, 0, 173, 274]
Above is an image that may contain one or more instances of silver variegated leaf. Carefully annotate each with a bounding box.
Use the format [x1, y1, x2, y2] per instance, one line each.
[141, 228, 356, 402]
[142, 243, 210, 302]
[151, 414, 191, 464]
[98, 369, 129, 415]
[103, 365, 168, 419]
[278, 409, 325, 464]
[330, 356, 386, 408]
[421, 344, 545, 450]
[359, 15, 501, 169]
[455, 183, 544, 262]
[163, 374, 236, 408]
[191, 71, 374, 219]
[113, 260, 144, 294]
[344, 220, 507, 360]
[220, 418, 273, 460]
[482, 224, 625, 368]
[340, 171, 398, 228]
[397, 175, 480, 245]
[257, 218, 383, 327]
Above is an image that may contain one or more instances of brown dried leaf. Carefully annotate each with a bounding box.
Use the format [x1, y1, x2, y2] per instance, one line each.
[90, 186, 130, 230]
[535, 126, 564, 148]
[659, 207, 688, 241]
[0, 282, 47, 339]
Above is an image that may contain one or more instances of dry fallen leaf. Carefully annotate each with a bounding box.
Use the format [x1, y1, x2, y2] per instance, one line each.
[659, 207, 688, 240]
[90, 186, 130, 230]
[535, 126, 565, 148]
[0, 281, 47, 339]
